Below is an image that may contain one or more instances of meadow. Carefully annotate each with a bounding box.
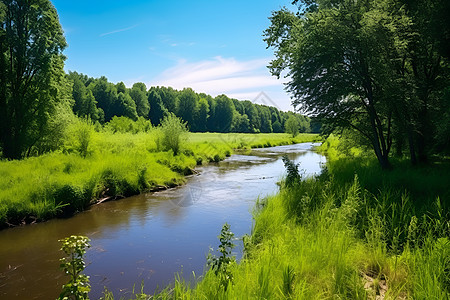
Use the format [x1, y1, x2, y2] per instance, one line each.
[133, 136, 450, 299]
[0, 131, 319, 228]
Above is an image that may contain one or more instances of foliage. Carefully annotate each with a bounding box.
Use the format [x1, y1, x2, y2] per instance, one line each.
[58, 235, 91, 300]
[0, 0, 68, 159]
[159, 113, 188, 156]
[281, 155, 302, 188]
[147, 89, 167, 126]
[64, 73, 312, 137]
[104, 116, 151, 134]
[207, 223, 236, 291]
[285, 115, 300, 137]
[64, 118, 95, 158]
[265, 0, 450, 168]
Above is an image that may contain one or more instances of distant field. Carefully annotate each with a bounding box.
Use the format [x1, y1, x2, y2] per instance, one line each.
[0, 132, 320, 228]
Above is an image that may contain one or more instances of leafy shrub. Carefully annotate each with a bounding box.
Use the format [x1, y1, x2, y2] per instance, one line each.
[64, 118, 95, 158]
[159, 113, 188, 155]
[104, 116, 151, 134]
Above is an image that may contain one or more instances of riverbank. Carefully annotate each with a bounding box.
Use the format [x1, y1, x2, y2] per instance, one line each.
[144, 139, 450, 299]
[0, 132, 320, 228]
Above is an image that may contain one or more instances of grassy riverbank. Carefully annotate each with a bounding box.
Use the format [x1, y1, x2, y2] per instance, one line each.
[0, 132, 319, 228]
[141, 138, 449, 299]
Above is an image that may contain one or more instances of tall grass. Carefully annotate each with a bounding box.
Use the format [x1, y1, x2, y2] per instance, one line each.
[0, 131, 319, 228]
[146, 156, 449, 299]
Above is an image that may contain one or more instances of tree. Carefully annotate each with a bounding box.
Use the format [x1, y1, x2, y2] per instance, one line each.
[213, 95, 235, 132]
[285, 115, 299, 137]
[68, 72, 100, 122]
[130, 82, 149, 118]
[0, 0, 67, 159]
[177, 88, 198, 129]
[116, 92, 138, 121]
[148, 89, 167, 125]
[265, 0, 412, 169]
[159, 86, 178, 113]
[89, 76, 118, 122]
[196, 97, 210, 132]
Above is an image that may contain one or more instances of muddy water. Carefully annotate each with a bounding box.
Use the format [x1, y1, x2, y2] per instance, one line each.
[0, 143, 325, 299]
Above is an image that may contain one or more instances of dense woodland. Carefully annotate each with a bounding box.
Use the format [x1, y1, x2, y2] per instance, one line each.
[67, 72, 313, 135]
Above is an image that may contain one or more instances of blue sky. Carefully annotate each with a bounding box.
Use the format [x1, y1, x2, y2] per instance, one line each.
[52, 0, 297, 111]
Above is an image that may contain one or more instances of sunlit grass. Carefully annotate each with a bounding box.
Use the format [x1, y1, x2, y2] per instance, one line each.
[0, 132, 319, 227]
[144, 158, 449, 299]
[126, 135, 449, 300]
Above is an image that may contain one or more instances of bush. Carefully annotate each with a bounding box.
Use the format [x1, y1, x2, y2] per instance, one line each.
[64, 118, 95, 158]
[159, 113, 188, 155]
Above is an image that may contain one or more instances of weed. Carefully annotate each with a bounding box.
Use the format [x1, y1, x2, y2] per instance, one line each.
[58, 235, 91, 300]
[207, 223, 236, 291]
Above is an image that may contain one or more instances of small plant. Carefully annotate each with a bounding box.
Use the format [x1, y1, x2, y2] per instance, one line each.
[282, 155, 301, 188]
[281, 265, 295, 298]
[207, 223, 236, 291]
[58, 235, 91, 300]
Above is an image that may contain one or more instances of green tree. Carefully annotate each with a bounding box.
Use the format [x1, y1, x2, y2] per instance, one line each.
[159, 86, 178, 113]
[232, 113, 251, 133]
[177, 88, 198, 129]
[148, 89, 167, 125]
[258, 105, 273, 133]
[115, 81, 126, 94]
[116, 92, 138, 121]
[0, 0, 67, 159]
[196, 97, 210, 132]
[68, 72, 100, 122]
[213, 95, 235, 132]
[88, 76, 118, 122]
[129, 82, 150, 118]
[272, 120, 283, 133]
[265, 0, 412, 169]
[242, 101, 260, 133]
[285, 115, 299, 137]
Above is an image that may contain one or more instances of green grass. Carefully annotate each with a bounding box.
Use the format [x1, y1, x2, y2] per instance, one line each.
[117, 135, 448, 300]
[0, 132, 319, 228]
[143, 158, 449, 299]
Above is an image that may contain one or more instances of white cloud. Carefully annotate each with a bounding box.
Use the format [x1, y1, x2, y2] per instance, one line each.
[150, 56, 293, 111]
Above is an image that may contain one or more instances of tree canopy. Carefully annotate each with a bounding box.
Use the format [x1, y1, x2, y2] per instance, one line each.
[265, 0, 450, 168]
[0, 0, 67, 159]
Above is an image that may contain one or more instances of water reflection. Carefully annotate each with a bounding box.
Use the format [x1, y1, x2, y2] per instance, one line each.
[0, 143, 325, 299]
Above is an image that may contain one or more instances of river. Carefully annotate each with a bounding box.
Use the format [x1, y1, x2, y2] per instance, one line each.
[0, 143, 325, 299]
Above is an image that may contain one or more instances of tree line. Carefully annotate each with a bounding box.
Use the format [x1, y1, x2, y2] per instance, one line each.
[68, 71, 313, 135]
[0, 0, 314, 160]
[265, 0, 450, 168]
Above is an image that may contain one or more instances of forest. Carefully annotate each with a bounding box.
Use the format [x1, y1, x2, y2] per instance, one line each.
[67, 72, 314, 134]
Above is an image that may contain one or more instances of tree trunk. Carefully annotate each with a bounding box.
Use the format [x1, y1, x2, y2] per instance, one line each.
[408, 129, 417, 166]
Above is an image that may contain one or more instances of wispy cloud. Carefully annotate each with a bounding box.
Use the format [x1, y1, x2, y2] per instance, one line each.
[150, 56, 293, 110]
[100, 24, 138, 37]
[152, 56, 280, 95]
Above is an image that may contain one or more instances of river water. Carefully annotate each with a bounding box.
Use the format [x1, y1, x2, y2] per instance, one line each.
[0, 143, 325, 299]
